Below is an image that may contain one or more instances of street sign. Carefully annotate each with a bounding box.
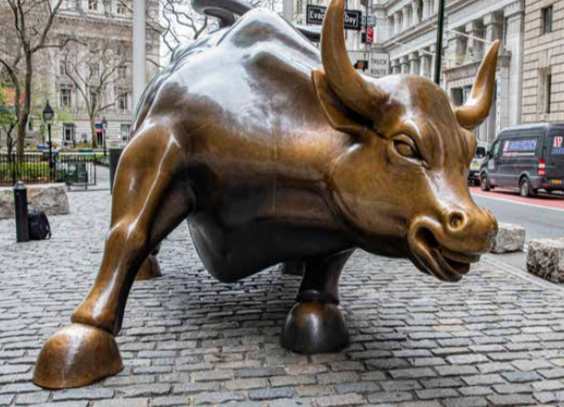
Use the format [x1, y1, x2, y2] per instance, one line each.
[366, 15, 377, 27]
[366, 27, 374, 43]
[370, 53, 389, 78]
[306, 5, 362, 31]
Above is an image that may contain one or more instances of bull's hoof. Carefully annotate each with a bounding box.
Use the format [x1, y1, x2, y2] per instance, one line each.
[136, 255, 162, 280]
[281, 301, 349, 354]
[33, 323, 123, 389]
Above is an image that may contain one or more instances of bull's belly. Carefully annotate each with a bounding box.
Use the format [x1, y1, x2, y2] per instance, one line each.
[186, 213, 349, 283]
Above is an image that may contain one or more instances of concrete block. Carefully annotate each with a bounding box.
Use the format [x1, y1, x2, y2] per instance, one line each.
[0, 183, 69, 219]
[527, 238, 564, 283]
[490, 223, 526, 254]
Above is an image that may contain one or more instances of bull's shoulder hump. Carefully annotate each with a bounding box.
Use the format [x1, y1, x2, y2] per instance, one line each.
[220, 9, 319, 62]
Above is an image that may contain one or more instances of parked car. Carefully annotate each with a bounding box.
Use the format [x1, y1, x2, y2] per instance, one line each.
[479, 123, 564, 197]
[468, 142, 488, 186]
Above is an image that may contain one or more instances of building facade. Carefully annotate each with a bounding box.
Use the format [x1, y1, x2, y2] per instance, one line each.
[522, 0, 564, 123]
[45, 0, 160, 148]
[0, 0, 161, 149]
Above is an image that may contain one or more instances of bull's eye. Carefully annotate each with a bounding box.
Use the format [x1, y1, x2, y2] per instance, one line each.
[394, 140, 417, 158]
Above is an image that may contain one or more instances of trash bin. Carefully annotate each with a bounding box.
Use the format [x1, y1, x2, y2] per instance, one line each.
[109, 148, 124, 193]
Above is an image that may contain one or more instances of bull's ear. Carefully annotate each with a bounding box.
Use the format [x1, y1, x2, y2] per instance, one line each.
[312, 69, 368, 137]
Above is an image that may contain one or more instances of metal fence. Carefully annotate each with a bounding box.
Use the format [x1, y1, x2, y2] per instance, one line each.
[0, 153, 98, 187]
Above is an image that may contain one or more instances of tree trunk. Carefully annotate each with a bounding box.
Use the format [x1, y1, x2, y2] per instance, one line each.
[90, 116, 98, 149]
[16, 53, 34, 160]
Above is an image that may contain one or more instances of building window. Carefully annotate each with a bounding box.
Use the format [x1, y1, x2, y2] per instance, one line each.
[542, 6, 553, 34]
[117, 1, 126, 14]
[59, 60, 66, 75]
[63, 124, 76, 147]
[88, 0, 98, 11]
[545, 73, 552, 114]
[90, 63, 100, 79]
[117, 65, 127, 80]
[120, 124, 131, 140]
[118, 91, 128, 111]
[60, 86, 72, 108]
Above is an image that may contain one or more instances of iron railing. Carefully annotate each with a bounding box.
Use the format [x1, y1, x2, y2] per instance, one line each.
[0, 153, 98, 187]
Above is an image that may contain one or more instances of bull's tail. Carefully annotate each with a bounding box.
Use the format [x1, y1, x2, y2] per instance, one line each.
[190, 0, 321, 41]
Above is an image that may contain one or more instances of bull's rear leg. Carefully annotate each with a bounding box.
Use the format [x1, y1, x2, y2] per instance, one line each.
[33, 124, 193, 389]
[281, 249, 354, 353]
[136, 244, 162, 281]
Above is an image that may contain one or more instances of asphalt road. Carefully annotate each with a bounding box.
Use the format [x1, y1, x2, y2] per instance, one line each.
[470, 186, 564, 271]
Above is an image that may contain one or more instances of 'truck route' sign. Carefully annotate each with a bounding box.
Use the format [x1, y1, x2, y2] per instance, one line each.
[306, 5, 362, 31]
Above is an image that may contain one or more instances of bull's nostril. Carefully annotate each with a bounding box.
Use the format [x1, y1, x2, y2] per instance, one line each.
[448, 211, 466, 231]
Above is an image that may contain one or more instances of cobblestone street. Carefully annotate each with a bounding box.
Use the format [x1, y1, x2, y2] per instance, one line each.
[3, 171, 564, 406]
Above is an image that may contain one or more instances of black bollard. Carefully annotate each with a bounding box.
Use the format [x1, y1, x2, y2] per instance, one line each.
[13, 181, 30, 243]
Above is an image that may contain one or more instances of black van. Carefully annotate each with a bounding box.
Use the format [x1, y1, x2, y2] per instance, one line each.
[479, 123, 564, 197]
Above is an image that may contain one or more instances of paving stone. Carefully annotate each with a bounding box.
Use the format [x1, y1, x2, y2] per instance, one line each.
[389, 368, 436, 379]
[436, 365, 479, 376]
[248, 387, 294, 400]
[501, 371, 541, 383]
[366, 391, 413, 403]
[487, 394, 536, 405]
[461, 374, 505, 386]
[224, 378, 269, 390]
[193, 391, 245, 405]
[52, 388, 115, 401]
[443, 397, 488, 407]
[117, 384, 171, 397]
[0, 396, 14, 406]
[13, 392, 49, 405]
[312, 394, 365, 406]
[92, 399, 149, 407]
[335, 381, 380, 394]
[416, 388, 459, 399]
[318, 372, 359, 385]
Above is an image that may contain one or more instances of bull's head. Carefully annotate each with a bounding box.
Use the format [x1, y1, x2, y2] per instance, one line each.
[313, 0, 498, 282]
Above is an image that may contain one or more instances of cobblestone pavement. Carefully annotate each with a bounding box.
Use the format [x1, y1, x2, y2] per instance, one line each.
[2, 171, 564, 406]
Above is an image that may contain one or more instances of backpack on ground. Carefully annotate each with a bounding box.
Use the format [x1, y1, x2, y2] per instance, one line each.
[28, 209, 51, 240]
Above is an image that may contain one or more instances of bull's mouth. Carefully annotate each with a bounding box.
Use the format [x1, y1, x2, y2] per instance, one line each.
[408, 225, 481, 283]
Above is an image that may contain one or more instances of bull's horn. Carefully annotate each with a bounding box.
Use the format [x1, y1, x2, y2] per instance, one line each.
[455, 40, 500, 129]
[321, 0, 388, 118]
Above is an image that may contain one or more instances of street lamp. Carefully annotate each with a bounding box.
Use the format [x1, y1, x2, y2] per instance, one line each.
[101, 116, 108, 157]
[42, 101, 55, 169]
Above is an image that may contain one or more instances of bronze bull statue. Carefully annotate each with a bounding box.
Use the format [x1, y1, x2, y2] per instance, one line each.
[34, 0, 499, 389]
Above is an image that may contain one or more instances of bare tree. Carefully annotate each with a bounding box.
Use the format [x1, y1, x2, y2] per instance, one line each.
[0, 88, 17, 156]
[0, 0, 77, 158]
[62, 40, 128, 148]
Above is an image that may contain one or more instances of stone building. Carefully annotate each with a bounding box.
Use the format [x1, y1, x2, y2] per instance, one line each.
[522, 0, 564, 123]
[46, 0, 160, 147]
[0, 0, 160, 148]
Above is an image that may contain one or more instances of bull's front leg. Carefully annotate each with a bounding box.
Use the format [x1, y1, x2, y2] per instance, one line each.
[33, 125, 193, 389]
[281, 249, 354, 353]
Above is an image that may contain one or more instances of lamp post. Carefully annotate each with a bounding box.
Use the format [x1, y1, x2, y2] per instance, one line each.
[102, 117, 108, 157]
[434, 0, 446, 85]
[42, 101, 55, 169]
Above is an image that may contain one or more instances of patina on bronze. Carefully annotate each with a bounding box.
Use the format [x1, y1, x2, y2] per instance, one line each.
[34, 0, 499, 389]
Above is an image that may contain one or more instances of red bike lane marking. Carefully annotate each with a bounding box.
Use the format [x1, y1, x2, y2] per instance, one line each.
[470, 187, 564, 211]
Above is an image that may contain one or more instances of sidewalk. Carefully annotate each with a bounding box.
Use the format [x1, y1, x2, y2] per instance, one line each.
[1, 176, 564, 406]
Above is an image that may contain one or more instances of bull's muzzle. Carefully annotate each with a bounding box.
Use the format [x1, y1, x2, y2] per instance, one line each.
[407, 208, 498, 282]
